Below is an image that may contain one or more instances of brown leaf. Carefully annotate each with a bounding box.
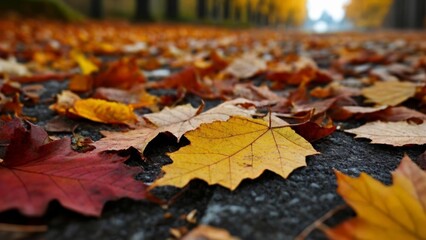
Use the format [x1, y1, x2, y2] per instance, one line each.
[345, 121, 426, 146]
[225, 54, 266, 79]
[145, 99, 258, 140]
[93, 87, 158, 109]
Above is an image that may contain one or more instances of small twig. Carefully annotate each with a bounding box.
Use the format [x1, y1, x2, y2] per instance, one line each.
[294, 204, 347, 240]
[0, 223, 47, 233]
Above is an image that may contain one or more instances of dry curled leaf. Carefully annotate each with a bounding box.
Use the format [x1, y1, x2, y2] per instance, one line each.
[345, 121, 426, 146]
[152, 116, 318, 190]
[326, 156, 426, 240]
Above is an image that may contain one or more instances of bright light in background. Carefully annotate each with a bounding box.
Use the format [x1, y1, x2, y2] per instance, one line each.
[308, 0, 349, 22]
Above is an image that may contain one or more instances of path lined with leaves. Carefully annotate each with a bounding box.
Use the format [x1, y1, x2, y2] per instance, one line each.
[0, 20, 426, 239]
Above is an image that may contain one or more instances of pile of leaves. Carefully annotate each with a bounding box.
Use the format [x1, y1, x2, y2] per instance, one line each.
[1, 19, 426, 239]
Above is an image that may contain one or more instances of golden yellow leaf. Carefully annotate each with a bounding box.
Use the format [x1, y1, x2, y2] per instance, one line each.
[362, 81, 417, 106]
[345, 121, 426, 146]
[153, 116, 318, 190]
[326, 158, 426, 240]
[70, 51, 98, 75]
[69, 98, 138, 125]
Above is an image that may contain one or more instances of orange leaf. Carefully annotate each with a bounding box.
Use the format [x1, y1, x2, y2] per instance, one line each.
[69, 99, 138, 125]
[326, 156, 426, 240]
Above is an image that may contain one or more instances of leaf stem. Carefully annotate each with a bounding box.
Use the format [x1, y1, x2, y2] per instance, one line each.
[294, 204, 348, 240]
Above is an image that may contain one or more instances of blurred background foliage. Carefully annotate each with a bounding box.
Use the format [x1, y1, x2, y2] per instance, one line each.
[1, 0, 425, 30]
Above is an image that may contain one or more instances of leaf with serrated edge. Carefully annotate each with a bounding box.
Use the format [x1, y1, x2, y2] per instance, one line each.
[0, 119, 146, 216]
[345, 121, 426, 146]
[152, 116, 318, 190]
[326, 157, 426, 240]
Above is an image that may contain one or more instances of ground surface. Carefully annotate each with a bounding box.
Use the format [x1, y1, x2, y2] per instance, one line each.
[1, 21, 426, 240]
[0, 79, 424, 240]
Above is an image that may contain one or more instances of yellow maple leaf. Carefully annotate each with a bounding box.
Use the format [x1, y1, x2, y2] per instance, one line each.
[69, 98, 138, 126]
[362, 81, 417, 106]
[327, 157, 426, 240]
[152, 116, 318, 190]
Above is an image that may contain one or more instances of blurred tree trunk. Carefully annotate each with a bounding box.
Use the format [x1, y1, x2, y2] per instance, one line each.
[197, 0, 207, 19]
[234, 6, 241, 22]
[166, 0, 179, 20]
[135, 0, 151, 21]
[247, 2, 253, 23]
[90, 0, 103, 19]
[223, 0, 230, 20]
[212, 0, 220, 21]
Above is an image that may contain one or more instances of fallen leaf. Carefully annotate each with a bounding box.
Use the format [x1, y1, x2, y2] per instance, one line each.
[152, 116, 318, 190]
[394, 155, 426, 210]
[225, 54, 266, 79]
[0, 119, 146, 216]
[22, 84, 45, 103]
[0, 58, 29, 76]
[0, 93, 23, 120]
[362, 81, 417, 106]
[148, 67, 213, 97]
[69, 58, 146, 92]
[94, 99, 259, 152]
[145, 99, 258, 140]
[233, 83, 281, 103]
[49, 90, 81, 115]
[326, 157, 426, 240]
[182, 225, 239, 240]
[93, 87, 158, 109]
[345, 121, 426, 146]
[267, 56, 318, 86]
[71, 51, 99, 75]
[362, 106, 426, 122]
[44, 116, 77, 133]
[69, 98, 138, 126]
[293, 97, 355, 116]
[292, 115, 336, 142]
[93, 124, 157, 153]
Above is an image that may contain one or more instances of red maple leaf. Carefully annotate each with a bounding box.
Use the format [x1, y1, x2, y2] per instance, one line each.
[0, 119, 147, 217]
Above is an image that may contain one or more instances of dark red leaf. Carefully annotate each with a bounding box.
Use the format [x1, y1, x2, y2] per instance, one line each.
[0, 119, 147, 216]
